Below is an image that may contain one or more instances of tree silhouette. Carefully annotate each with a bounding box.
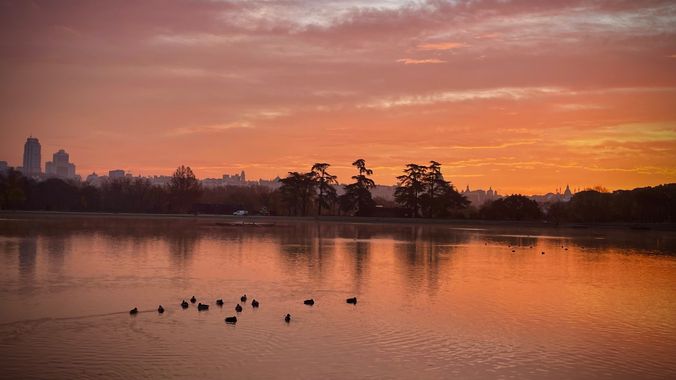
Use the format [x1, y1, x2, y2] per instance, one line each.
[339, 159, 376, 216]
[480, 195, 542, 220]
[394, 163, 426, 217]
[421, 161, 468, 217]
[279, 171, 317, 216]
[311, 163, 338, 216]
[169, 165, 202, 213]
[0, 168, 28, 210]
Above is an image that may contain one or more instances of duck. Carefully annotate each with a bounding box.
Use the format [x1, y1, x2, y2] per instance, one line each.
[181, 300, 189, 308]
[190, 296, 197, 304]
[304, 299, 315, 306]
[346, 297, 357, 304]
[225, 316, 237, 324]
[541, 251, 545, 255]
[129, 307, 138, 315]
[251, 299, 260, 308]
[284, 314, 291, 323]
[240, 294, 247, 302]
[158, 305, 165, 313]
[197, 303, 209, 311]
[235, 304, 243, 312]
[216, 299, 224, 306]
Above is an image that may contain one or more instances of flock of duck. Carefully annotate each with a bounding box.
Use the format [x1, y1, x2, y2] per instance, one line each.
[128, 294, 358, 324]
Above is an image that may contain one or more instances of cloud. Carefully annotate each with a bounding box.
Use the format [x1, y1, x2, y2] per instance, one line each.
[168, 122, 253, 136]
[364, 87, 564, 108]
[396, 58, 446, 64]
[417, 42, 468, 50]
[555, 103, 607, 111]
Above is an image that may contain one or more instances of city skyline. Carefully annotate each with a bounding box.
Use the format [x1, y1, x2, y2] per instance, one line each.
[6, 135, 587, 199]
[1, 1, 675, 194]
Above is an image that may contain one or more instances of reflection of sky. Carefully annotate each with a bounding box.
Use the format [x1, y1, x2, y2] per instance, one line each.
[0, 217, 675, 378]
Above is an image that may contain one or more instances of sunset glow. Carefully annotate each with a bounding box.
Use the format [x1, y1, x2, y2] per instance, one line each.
[1, 0, 675, 193]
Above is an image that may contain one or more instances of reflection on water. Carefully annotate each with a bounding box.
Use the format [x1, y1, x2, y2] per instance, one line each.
[0, 215, 675, 379]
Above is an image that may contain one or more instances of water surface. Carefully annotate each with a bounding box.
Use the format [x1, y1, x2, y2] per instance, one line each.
[0, 215, 675, 379]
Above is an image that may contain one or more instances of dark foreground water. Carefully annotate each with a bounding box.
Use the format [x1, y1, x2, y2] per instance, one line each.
[0, 215, 674, 379]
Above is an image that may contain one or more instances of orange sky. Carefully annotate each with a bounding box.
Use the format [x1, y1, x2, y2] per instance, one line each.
[1, 0, 675, 194]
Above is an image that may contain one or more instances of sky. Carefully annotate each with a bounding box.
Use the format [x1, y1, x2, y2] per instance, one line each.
[0, 0, 675, 194]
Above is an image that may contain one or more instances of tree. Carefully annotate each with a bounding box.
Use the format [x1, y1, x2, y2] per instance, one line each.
[279, 171, 317, 216]
[339, 159, 376, 216]
[421, 161, 468, 217]
[394, 163, 426, 217]
[168, 165, 202, 213]
[311, 163, 338, 216]
[480, 195, 542, 220]
[0, 168, 28, 210]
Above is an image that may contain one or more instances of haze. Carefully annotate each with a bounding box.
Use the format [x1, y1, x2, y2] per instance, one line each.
[1, 0, 675, 194]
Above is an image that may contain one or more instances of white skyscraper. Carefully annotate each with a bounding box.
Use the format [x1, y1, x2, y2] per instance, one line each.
[45, 149, 76, 179]
[22, 137, 41, 177]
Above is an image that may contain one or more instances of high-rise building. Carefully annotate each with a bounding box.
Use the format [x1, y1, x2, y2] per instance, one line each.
[0, 160, 8, 174]
[45, 149, 76, 179]
[109, 169, 126, 179]
[22, 136, 41, 177]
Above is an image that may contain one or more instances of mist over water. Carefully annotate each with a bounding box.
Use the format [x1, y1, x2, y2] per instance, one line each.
[0, 216, 674, 379]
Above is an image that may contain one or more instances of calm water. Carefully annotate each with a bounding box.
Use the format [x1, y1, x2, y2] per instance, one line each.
[0, 215, 675, 379]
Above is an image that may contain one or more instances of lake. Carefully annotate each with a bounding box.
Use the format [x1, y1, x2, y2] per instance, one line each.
[0, 214, 675, 379]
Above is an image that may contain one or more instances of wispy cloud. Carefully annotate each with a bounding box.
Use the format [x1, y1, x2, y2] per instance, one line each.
[168, 122, 253, 136]
[417, 42, 468, 50]
[364, 87, 564, 108]
[396, 58, 446, 65]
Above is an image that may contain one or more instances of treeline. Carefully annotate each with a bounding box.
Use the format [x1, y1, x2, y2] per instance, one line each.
[0, 160, 468, 218]
[546, 184, 676, 223]
[1, 162, 674, 223]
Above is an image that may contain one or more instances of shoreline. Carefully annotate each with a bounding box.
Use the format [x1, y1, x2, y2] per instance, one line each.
[1, 210, 674, 232]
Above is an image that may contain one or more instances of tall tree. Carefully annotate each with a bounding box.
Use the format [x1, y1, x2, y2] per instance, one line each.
[422, 161, 468, 217]
[339, 159, 376, 216]
[279, 171, 317, 216]
[394, 163, 427, 217]
[168, 165, 202, 213]
[311, 163, 338, 216]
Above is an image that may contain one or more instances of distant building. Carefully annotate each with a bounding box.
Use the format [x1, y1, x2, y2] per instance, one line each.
[529, 185, 576, 204]
[148, 175, 172, 187]
[22, 136, 41, 177]
[109, 169, 126, 179]
[562, 184, 573, 201]
[45, 149, 76, 179]
[0, 161, 8, 174]
[461, 185, 500, 206]
[222, 171, 246, 186]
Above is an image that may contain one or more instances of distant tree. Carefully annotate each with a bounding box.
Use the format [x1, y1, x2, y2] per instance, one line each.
[479, 195, 542, 220]
[0, 168, 29, 209]
[566, 190, 613, 222]
[421, 161, 468, 217]
[339, 159, 376, 216]
[311, 163, 338, 216]
[279, 171, 317, 216]
[168, 165, 202, 213]
[394, 163, 427, 217]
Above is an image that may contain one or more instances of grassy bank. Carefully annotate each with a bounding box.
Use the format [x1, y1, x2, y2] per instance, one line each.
[1, 210, 674, 232]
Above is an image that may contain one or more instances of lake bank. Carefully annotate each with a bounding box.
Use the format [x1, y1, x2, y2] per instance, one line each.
[2, 210, 674, 231]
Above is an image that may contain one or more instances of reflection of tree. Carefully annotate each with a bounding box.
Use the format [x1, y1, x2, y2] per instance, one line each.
[44, 236, 68, 273]
[18, 237, 37, 279]
[277, 223, 337, 280]
[393, 226, 469, 295]
[347, 240, 370, 292]
[167, 231, 199, 267]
